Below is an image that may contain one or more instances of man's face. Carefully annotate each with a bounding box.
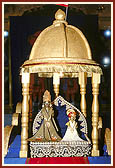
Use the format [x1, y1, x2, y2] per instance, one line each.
[44, 101, 50, 107]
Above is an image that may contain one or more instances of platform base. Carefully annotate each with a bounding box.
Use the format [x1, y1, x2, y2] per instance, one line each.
[30, 141, 91, 158]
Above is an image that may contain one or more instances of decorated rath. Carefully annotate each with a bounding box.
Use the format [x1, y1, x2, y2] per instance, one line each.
[19, 9, 103, 158]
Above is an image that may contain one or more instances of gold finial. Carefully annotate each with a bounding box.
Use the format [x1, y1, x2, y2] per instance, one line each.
[43, 90, 51, 102]
[55, 9, 66, 20]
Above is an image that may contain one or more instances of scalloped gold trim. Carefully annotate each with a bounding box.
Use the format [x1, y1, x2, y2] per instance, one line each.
[20, 64, 102, 77]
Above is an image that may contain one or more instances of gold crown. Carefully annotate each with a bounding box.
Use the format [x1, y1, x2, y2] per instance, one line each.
[43, 90, 51, 102]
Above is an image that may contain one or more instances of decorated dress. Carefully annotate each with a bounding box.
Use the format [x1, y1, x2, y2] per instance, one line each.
[28, 106, 61, 142]
[62, 120, 85, 141]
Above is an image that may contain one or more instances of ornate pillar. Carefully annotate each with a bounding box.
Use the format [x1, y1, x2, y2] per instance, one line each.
[53, 73, 60, 97]
[78, 72, 87, 117]
[20, 72, 30, 158]
[29, 77, 33, 137]
[91, 72, 100, 156]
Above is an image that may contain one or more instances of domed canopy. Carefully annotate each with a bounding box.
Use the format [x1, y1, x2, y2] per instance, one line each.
[21, 9, 102, 77]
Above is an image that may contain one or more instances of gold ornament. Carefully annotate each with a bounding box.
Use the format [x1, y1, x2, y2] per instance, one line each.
[21, 9, 102, 77]
[105, 128, 111, 155]
[19, 9, 103, 157]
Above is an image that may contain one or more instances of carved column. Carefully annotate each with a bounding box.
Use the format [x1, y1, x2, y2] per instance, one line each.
[53, 73, 60, 97]
[78, 72, 87, 117]
[20, 72, 30, 158]
[29, 79, 33, 137]
[91, 73, 100, 156]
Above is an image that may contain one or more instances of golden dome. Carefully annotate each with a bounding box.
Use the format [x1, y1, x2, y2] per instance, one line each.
[21, 9, 102, 77]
